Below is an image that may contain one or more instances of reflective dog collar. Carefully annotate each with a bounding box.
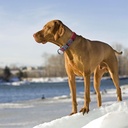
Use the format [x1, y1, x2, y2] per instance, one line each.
[57, 32, 76, 54]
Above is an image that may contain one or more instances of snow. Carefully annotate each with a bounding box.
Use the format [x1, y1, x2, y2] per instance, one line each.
[84, 111, 128, 128]
[30, 77, 68, 83]
[34, 98, 128, 128]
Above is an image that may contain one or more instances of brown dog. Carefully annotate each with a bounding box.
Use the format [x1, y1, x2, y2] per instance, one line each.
[33, 20, 122, 115]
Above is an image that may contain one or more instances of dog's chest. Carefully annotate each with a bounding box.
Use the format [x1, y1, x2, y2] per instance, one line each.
[69, 59, 83, 76]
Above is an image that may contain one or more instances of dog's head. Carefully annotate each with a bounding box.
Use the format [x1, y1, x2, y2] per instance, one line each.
[33, 20, 65, 44]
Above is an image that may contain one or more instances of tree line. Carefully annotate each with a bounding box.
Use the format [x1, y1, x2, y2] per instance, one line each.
[42, 53, 66, 77]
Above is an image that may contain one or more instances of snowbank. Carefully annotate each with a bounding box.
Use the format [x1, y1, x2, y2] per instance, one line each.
[30, 77, 68, 83]
[83, 111, 128, 128]
[34, 101, 128, 128]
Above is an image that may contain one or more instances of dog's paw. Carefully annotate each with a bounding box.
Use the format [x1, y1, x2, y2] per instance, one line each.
[79, 107, 89, 115]
[69, 112, 77, 116]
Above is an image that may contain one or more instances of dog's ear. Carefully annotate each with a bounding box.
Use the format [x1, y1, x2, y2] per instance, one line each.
[53, 21, 65, 41]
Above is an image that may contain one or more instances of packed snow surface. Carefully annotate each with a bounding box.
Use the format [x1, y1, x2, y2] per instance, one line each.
[34, 101, 128, 128]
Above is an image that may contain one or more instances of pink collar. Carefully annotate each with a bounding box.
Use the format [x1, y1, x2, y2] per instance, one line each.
[57, 32, 76, 54]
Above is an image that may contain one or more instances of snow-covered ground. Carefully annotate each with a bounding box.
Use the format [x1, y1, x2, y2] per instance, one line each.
[34, 101, 128, 128]
[34, 85, 128, 128]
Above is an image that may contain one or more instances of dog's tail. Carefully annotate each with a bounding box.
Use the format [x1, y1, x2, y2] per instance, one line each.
[114, 50, 123, 55]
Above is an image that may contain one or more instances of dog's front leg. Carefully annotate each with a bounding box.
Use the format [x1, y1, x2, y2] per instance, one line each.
[68, 73, 77, 115]
[80, 73, 90, 115]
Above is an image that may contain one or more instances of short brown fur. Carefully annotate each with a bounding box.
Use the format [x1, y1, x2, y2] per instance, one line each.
[33, 20, 122, 115]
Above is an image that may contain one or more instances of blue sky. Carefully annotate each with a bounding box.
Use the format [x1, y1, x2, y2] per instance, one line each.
[0, 0, 128, 67]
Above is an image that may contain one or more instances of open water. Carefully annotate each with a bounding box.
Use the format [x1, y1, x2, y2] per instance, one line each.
[0, 78, 128, 103]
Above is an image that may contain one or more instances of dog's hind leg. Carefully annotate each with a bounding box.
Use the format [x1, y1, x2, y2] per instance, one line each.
[94, 64, 108, 107]
[105, 55, 122, 102]
[109, 70, 122, 101]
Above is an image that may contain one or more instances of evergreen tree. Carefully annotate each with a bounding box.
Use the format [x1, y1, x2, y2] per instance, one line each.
[3, 66, 11, 82]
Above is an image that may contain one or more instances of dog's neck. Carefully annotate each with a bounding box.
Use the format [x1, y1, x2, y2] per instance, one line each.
[57, 27, 77, 60]
[51, 26, 77, 60]
[57, 32, 76, 54]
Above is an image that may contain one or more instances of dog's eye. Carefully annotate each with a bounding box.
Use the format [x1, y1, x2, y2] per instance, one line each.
[48, 27, 51, 30]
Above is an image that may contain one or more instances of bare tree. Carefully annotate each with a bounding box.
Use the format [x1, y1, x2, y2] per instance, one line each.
[113, 43, 128, 75]
[42, 54, 66, 77]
